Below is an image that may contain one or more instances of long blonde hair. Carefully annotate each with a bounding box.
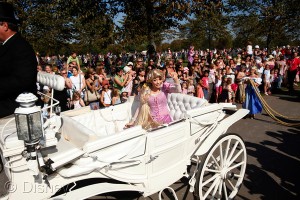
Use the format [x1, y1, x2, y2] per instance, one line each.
[134, 79, 161, 130]
[146, 69, 164, 84]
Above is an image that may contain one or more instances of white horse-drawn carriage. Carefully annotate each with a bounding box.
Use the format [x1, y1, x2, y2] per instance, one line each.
[0, 72, 248, 200]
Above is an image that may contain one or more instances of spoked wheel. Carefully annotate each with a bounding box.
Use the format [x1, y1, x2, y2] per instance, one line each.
[195, 134, 247, 200]
[0, 155, 3, 173]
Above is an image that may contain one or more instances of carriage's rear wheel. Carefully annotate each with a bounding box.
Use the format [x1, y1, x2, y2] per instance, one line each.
[195, 134, 247, 200]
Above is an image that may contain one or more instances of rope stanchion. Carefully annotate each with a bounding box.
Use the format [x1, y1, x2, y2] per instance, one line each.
[249, 79, 300, 127]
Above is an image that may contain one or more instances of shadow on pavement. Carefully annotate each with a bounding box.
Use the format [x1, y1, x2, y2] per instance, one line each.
[244, 128, 300, 200]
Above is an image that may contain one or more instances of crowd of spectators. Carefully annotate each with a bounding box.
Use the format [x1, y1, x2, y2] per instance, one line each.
[36, 44, 300, 118]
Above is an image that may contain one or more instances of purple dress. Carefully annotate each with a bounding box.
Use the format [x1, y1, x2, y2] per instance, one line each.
[147, 83, 174, 124]
[148, 91, 172, 124]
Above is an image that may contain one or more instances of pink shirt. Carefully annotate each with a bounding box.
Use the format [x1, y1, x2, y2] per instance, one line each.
[148, 92, 172, 124]
[148, 84, 173, 124]
[201, 77, 209, 88]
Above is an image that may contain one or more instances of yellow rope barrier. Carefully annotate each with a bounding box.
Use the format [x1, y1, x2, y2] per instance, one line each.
[249, 79, 300, 127]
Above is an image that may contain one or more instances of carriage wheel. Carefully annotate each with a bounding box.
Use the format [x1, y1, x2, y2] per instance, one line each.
[195, 134, 247, 200]
[0, 155, 3, 173]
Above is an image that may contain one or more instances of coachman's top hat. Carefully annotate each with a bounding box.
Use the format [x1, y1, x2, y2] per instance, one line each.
[0, 2, 19, 24]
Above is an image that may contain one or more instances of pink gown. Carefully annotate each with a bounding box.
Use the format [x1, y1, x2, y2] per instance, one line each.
[147, 83, 174, 124]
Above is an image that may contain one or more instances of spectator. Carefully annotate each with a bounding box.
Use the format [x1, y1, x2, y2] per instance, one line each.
[188, 46, 195, 67]
[132, 68, 146, 95]
[70, 66, 86, 99]
[135, 58, 144, 70]
[113, 67, 127, 93]
[100, 80, 112, 107]
[196, 78, 204, 99]
[263, 64, 271, 95]
[236, 66, 246, 103]
[286, 52, 300, 94]
[275, 56, 287, 88]
[85, 68, 101, 110]
[70, 91, 85, 109]
[246, 41, 253, 58]
[201, 70, 209, 100]
[111, 89, 121, 105]
[53, 69, 72, 112]
[67, 52, 81, 69]
[187, 79, 195, 96]
[122, 66, 134, 96]
[181, 82, 188, 95]
[120, 91, 129, 103]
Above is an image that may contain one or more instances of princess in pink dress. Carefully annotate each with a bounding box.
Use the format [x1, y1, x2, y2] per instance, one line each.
[126, 69, 181, 130]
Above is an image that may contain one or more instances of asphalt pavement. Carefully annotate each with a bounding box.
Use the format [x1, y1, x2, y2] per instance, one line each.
[1, 90, 299, 200]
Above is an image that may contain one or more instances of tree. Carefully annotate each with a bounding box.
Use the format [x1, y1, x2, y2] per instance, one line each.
[227, 0, 300, 51]
[10, 0, 117, 55]
[180, 0, 231, 49]
[117, 0, 192, 50]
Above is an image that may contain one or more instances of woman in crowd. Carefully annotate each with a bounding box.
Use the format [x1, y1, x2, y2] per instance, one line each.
[122, 66, 134, 96]
[70, 66, 86, 99]
[126, 69, 181, 130]
[187, 46, 195, 67]
[113, 67, 128, 93]
[165, 60, 176, 84]
[243, 67, 263, 119]
[95, 63, 110, 85]
[53, 69, 72, 111]
[236, 65, 246, 103]
[85, 68, 101, 109]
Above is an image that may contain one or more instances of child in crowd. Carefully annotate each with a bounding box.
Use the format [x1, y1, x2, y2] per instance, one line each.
[112, 89, 121, 105]
[70, 91, 85, 109]
[263, 64, 271, 95]
[214, 72, 222, 102]
[181, 81, 188, 95]
[269, 69, 277, 94]
[120, 91, 129, 103]
[187, 79, 195, 96]
[226, 77, 234, 103]
[196, 78, 204, 99]
[201, 71, 209, 100]
[100, 80, 112, 107]
[219, 76, 228, 102]
[271, 68, 280, 90]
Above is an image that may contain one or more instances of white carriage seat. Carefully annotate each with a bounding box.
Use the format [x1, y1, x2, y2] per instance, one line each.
[61, 115, 99, 149]
[167, 93, 208, 121]
[58, 125, 146, 178]
[44, 135, 85, 170]
[42, 115, 98, 170]
[71, 111, 109, 137]
[70, 103, 131, 137]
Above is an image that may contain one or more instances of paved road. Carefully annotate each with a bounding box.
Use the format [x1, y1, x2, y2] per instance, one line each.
[1, 91, 299, 200]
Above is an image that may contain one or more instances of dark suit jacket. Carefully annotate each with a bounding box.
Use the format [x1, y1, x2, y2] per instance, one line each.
[0, 33, 37, 117]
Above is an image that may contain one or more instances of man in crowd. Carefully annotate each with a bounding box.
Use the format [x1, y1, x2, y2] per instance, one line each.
[0, 2, 37, 117]
[67, 52, 81, 69]
[287, 52, 300, 94]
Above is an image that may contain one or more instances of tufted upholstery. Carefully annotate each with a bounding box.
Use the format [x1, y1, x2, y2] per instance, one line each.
[167, 93, 208, 121]
[37, 72, 65, 91]
[69, 103, 131, 137]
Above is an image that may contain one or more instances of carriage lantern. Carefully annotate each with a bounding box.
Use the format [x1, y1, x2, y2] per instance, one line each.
[14, 93, 44, 145]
